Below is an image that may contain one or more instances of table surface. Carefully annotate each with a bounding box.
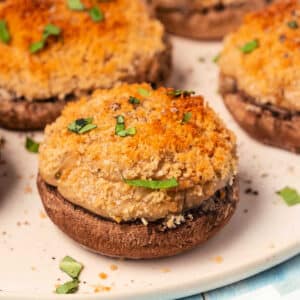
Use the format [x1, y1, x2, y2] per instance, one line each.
[183, 254, 300, 300]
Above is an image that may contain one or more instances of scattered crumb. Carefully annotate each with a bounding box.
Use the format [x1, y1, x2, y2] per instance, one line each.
[93, 285, 111, 293]
[23, 221, 30, 226]
[198, 57, 205, 63]
[51, 257, 56, 260]
[24, 185, 32, 194]
[29, 174, 35, 179]
[261, 173, 269, 178]
[40, 211, 47, 219]
[160, 268, 171, 273]
[244, 188, 259, 196]
[98, 272, 108, 280]
[110, 264, 118, 271]
[31, 266, 36, 271]
[243, 209, 249, 214]
[16, 221, 21, 227]
[2, 231, 6, 235]
[243, 179, 252, 184]
[213, 256, 224, 264]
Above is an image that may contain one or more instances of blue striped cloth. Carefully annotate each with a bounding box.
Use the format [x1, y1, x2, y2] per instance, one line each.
[183, 254, 300, 300]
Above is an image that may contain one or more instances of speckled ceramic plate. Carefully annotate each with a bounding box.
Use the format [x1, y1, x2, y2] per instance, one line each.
[1, 37, 300, 300]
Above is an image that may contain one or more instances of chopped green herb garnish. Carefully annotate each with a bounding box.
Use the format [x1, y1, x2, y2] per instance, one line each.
[59, 256, 83, 279]
[89, 7, 104, 22]
[124, 178, 178, 190]
[56, 279, 79, 294]
[115, 115, 136, 137]
[240, 39, 259, 54]
[0, 20, 10, 44]
[30, 24, 61, 54]
[117, 127, 136, 137]
[68, 117, 97, 134]
[276, 187, 300, 206]
[182, 112, 192, 123]
[115, 115, 125, 133]
[30, 41, 45, 54]
[25, 137, 40, 153]
[129, 96, 140, 105]
[138, 87, 150, 97]
[67, 0, 85, 10]
[287, 20, 298, 29]
[43, 24, 61, 39]
[167, 89, 195, 98]
[213, 54, 220, 63]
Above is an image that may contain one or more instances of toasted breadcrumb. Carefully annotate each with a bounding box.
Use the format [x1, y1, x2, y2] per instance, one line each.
[219, 0, 300, 111]
[0, 0, 166, 101]
[39, 84, 237, 222]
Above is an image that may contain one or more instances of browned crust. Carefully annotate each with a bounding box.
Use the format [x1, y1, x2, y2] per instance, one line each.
[220, 74, 300, 153]
[0, 40, 172, 131]
[37, 174, 239, 259]
[153, 0, 271, 40]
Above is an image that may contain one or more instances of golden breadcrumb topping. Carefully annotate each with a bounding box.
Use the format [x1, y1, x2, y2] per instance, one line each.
[0, 0, 165, 101]
[39, 84, 237, 222]
[219, 0, 300, 111]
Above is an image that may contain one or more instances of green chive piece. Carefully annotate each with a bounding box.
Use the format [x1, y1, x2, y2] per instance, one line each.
[240, 39, 259, 54]
[55, 279, 79, 294]
[124, 178, 178, 190]
[59, 256, 83, 279]
[30, 40, 45, 54]
[287, 20, 298, 29]
[138, 88, 150, 97]
[89, 7, 104, 22]
[167, 89, 195, 98]
[117, 127, 136, 137]
[213, 54, 220, 63]
[129, 96, 140, 105]
[182, 112, 192, 123]
[67, 0, 85, 10]
[43, 24, 61, 39]
[30, 24, 61, 54]
[0, 20, 10, 44]
[276, 187, 300, 206]
[25, 137, 40, 153]
[115, 115, 136, 137]
[68, 117, 97, 134]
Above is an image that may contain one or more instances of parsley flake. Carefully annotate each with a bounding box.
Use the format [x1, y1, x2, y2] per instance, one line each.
[0, 20, 10, 44]
[25, 137, 40, 153]
[167, 89, 195, 98]
[182, 112, 192, 123]
[287, 20, 299, 29]
[124, 178, 178, 190]
[89, 7, 104, 22]
[240, 39, 259, 54]
[213, 54, 220, 63]
[67, 0, 85, 10]
[138, 88, 150, 97]
[129, 96, 140, 105]
[115, 115, 136, 137]
[68, 117, 97, 134]
[276, 187, 300, 206]
[30, 24, 61, 54]
[56, 279, 79, 294]
[59, 256, 83, 279]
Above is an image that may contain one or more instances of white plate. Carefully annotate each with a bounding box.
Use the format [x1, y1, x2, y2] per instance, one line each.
[0, 37, 300, 300]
